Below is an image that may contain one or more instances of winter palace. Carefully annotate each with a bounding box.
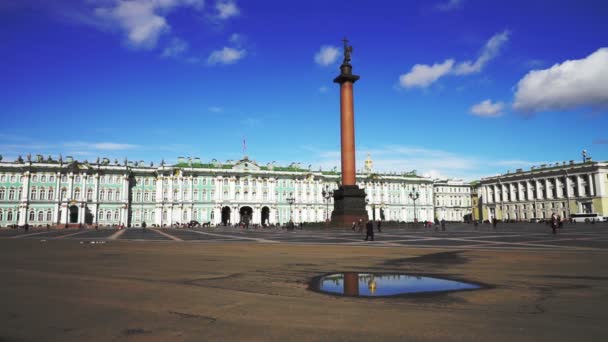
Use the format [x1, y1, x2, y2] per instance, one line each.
[0, 154, 465, 228]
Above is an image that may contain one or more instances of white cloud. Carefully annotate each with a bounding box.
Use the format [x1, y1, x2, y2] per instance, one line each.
[229, 33, 244, 46]
[215, 0, 239, 19]
[470, 99, 504, 117]
[319, 86, 329, 93]
[161, 37, 189, 58]
[513, 47, 608, 112]
[65, 142, 138, 150]
[93, 0, 204, 49]
[436, 0, 464, 11]
[454, 30, 510, 75]
[206, 46, 246, 65]
[208, 106, 223, 112]
[314, 45, 340, 66]
[399, 59, 454, 88]
[398, 30, 509, 88]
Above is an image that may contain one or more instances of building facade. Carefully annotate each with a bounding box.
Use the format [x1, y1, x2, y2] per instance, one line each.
[432, 179, 472, 221]
[0, 154, 435, 227]
[478, 160, 608, 221]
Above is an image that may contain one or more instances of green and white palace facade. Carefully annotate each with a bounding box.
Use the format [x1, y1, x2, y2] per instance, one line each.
[0, 155, 437, 227]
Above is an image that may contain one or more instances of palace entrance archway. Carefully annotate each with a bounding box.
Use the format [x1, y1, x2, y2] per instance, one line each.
[240, 206, 253, 224]
[261, 206, 270, 226]
[69, 205, 79, 223]
[221, 206, 231, 226]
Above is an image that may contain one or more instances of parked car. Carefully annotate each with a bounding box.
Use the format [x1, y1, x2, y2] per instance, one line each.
[529, 218, 541, 223]
[188, 220, 201, 228]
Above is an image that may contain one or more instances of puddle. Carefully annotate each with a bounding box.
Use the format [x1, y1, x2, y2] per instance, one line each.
[311, 272, 482, 297]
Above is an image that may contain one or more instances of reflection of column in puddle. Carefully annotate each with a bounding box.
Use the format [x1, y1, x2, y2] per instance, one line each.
[343, 272, 359, 296]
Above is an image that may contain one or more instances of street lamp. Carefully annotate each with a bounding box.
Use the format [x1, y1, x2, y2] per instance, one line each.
[409, 189, 420, 223]
[286, 195, 295, 227]
[321, 186, 332, 222]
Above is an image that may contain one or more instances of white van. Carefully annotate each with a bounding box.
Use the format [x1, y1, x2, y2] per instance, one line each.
[570, 213, 606, 223]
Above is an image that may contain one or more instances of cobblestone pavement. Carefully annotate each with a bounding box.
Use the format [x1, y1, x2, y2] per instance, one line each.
[3, 222, 608, 250]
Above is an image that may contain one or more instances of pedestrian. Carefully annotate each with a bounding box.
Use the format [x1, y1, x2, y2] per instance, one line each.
[441, 218, 446, 231]
[551, 213, 558, 234]
[364, 220, 374, 241]
[557, 215, 563, 229]
[376, 220, 382, 232]
[357, 219, 363, 232]
[492, 218, 497, 229]
[351, 221, 356, 231]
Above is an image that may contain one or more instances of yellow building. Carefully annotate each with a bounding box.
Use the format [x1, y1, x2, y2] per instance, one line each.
[479, 160, 607, 221]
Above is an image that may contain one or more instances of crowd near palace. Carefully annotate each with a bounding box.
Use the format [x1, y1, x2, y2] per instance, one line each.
[0, 153, 606, 228]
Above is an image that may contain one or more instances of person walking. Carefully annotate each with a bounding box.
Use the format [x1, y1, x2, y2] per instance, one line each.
[351, 221, 356, 231]
[357, 219, 363, 232]
[492, 217, 497, 229]
[376, 220, 382, 233]
[364, 220, 374, 241]
[551, 213, 558, 234]
[441, 218, 446, 231]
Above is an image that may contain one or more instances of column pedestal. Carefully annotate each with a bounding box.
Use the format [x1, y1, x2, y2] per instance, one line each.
[330, 185, 368, 227]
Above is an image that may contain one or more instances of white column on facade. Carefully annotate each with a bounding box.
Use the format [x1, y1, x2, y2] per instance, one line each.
[588, 173, 595, 196]
[576, 175, 582, 197]
[597, 172, 606, 197]
[228, 177, 237, 200]
[79, 203, 85, 225]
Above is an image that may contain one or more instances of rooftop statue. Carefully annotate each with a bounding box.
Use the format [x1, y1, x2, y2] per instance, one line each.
[342, 37, 353, 65]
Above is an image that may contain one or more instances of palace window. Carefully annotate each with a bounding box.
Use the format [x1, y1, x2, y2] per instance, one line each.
[8, 188, 15, 200]
[106, 211, 112, 220]
[136, 192, 141, 202]
[37, 211, 43, 222]
[183, 190, 189, 200]
[46, 211, 52, 221]
[7, 211, 13, 221]
[202, 178, 206, 185]
[30, 187, 37, 200]
[32, 175, 38, 182]
[0, 188, 4, 200]
[0, 175, 4, 182]
[87, 189, 93, 201]
[62, 176, 67, 183]
[210, 190, 214, 199]
[193, 190, 199, 200]
[163, 179, 168, 185]
[193, 178, 198, 185]
[173, 189, 179, 200]
[211, 179, 215, 185]
[75, 176, 81, 183]
[163, 211, 167, 220]
[74, 188, 80, 200]
[193, 210, 198, 220]
[144, 192, 149, 201]
[115, 190, 120, 201]
[183, 210, 187, 221]
[163, 190, 168, 201]
[41, 175, 46, 182]
[40, 188, 46, 200]
[114, 211, 119, 220]
[29, 211, 35, 221]
[145, 179, 150, 186]
[99, 190, 105, 201]
[108, 190, 113, 201]
[223, 179, 228, 186]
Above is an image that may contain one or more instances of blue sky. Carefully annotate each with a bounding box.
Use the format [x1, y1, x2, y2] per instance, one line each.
[1, 0, 607, 180]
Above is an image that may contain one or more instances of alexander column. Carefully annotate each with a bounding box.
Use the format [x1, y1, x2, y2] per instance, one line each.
[330, 38, 369, 227]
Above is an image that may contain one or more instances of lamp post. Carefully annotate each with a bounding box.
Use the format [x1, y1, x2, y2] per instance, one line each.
[409, 189, 419, 223]
[321, 186, 332, 222]
[287, 195, 295, 227]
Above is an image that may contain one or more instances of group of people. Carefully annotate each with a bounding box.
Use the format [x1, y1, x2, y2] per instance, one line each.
[352, 219, 382, 241]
